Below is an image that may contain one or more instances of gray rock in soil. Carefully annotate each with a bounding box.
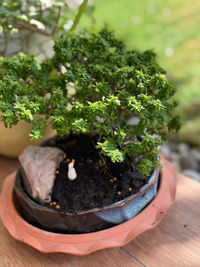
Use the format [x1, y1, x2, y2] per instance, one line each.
[182, 169, 200, 182]
[19, 146, 64, 203]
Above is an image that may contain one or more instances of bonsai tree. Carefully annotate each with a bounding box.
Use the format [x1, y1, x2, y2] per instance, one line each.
[0, 29, 180, 175]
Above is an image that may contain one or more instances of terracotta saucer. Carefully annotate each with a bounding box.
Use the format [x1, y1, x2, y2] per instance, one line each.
[0, 156, 176, 255]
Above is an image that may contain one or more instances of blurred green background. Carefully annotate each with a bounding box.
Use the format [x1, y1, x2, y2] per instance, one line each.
[79, 0, 200, 146]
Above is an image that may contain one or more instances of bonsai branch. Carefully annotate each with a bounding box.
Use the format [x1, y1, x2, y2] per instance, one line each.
[98, 152, 111, 176]
[15, 6, 62, 39]
[39, 2, 43, 20]
[0, 30, 8, 57]
[70, 0, 88, 32]
[15, 20, 52, 37]
[52, 6, 62, 36]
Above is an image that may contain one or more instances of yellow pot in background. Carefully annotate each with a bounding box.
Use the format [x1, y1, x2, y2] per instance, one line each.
[0, 34, 56, 158]
[0, 121, 56, 158]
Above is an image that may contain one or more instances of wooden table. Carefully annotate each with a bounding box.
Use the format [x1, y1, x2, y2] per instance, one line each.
[0, 155, 200, 267]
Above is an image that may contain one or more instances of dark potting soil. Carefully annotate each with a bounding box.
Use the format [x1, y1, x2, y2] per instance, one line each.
[45, 134, 151, 213]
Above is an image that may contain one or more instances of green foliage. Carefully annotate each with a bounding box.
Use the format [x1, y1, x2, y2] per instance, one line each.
[0, 30, 180, 175]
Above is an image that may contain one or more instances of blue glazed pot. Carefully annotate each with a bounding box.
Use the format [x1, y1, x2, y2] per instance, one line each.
[14, 167, 159, 234]
[94, 168, 159, 225]
[14, 137, 160, 234]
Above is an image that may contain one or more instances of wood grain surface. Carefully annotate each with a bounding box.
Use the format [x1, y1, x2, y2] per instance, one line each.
[0, 156, 199, 267]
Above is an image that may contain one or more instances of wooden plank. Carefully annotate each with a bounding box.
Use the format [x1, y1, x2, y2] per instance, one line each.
[0, 233, 76, 267]
[75, 248, 142, 267]
[0, 228, 139, 267]
[124, 174, 200, 267]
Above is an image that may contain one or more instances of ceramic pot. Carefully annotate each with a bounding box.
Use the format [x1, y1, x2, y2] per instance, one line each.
[0, 119, 55, 158]
[0, 155, 176, 255]
[14, 167, 159, 233]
